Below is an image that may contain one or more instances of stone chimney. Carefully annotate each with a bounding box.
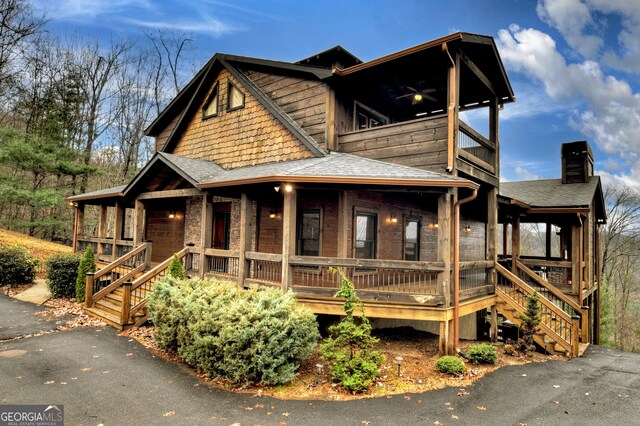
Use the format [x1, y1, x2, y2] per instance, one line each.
[562, 141, 594, 184]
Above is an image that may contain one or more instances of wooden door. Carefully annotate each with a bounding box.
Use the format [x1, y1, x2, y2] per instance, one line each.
[144, 199, 186, 263]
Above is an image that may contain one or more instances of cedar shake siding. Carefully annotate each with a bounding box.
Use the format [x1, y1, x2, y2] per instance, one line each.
[243, 69, 328, 148]
[171, 68, 315, 168]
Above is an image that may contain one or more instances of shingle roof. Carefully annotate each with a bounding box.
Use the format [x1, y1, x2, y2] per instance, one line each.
[500, 177, 601, 208]
[66, 185, 126, 202]
[158, 152, 225, 183]
[199, 152, 475, 188]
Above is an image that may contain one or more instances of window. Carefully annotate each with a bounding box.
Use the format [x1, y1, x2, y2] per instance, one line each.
[404, 219, 420, 261]
[355, 212, 377, 259]
[297, 210, 321, 256]
[202, 82, 219, 119]
[355, 102, 387, 130]
[227, 81, 245, 111]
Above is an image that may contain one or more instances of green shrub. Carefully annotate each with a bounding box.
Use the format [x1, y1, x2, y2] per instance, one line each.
[149, 277, 319, 385]
[75, 246, 96, 303]
[517, 291, 541, 354]
[46, 253, 81, 298]
[435, 355, 466, 375]
[321, 269, 385, 393]
[0, 246, 38, 286]
[167, 254, 185, 279]
[466, 343, 498, 364]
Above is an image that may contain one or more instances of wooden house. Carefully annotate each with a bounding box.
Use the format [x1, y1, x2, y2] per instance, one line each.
[67, 32, 599, 356]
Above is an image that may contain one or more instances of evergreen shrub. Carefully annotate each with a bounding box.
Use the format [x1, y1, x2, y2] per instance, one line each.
[46, 253, 80, 297]
[0, 246, 38, 286]
[435, 355, 466, 375]
[149, 277, 319, 385]
[466, 343, 498, 364]
[167, 254, 185, 279]
[75, 246, 96, 302]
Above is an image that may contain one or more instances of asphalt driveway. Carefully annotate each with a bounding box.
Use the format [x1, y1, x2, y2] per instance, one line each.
[1, 293, 639, 425]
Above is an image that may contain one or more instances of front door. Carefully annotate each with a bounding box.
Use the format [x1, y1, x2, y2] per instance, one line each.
[211, 203, 231, 272]
[144, 199, 186, 263]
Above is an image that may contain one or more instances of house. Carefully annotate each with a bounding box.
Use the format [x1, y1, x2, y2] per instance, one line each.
[66, 32, 600, 356]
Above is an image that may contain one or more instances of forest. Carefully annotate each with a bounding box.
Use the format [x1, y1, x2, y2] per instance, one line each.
[1, 0, 639, 352]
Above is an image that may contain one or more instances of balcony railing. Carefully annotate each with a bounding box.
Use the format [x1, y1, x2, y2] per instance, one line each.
[457, 121, 496, 174]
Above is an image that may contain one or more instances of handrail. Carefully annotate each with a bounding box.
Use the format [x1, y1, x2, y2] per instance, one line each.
[515, 260, 581, 312]
[289, 255, 446, 271]
[94, 243, 149, 280]
[93, 263, 146, 301]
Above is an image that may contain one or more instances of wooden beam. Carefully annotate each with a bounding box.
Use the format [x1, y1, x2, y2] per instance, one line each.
[137, 188, 201, 200]
[237, 193, 253, 287]
[455, 159, 499, 187]
[490, 97, 500, 177]
[545, 223, 552, 259]
[112, 202, 125, 260]
[444, 44, 459, 173]
[486, 187, 497, 265]
[490, 305, 498, 342]
[337, 190, 349, 258]
[458, 50, 496, 96]
[281, 187, 297, 291]
[438, 192, 452, 306]
[571, 224, 581, 294]
[199, 194, 212, 279]
[325, 86, 337, 150]
[133, 200, 144, 246]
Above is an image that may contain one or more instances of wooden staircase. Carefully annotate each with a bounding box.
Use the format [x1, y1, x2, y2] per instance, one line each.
[495, 263, 582, 357]
[84, 244, 189, 330]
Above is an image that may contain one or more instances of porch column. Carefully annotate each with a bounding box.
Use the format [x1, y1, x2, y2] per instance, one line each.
[439, 318, 454, 355]
[237, 193, 253, 286]
[511, 216, 520, 273]
[199, 194, 212, 279]
[97, 204, 108, 258]
[437, 192, 452, 306]
[545, 223, 552, 259]
[281, 185, 297, 291]
[337, 190, 349, 258]
[502, 222, 508, 259]
[133, 199, 144, 246]
[73, 204, 84, 253]
[112, 202, 125, 260]
[490, 96, 500, 176]
[487, 187, 497, 288]
[571, 224, 581, 294]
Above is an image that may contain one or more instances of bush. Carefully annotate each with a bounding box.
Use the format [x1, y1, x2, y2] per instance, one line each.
[435, 355, 466, 375]
[321, 269, 385, 392]
[167, 254, 185, 279]
[46, 253, 81, 298]
[149, 277, 319, 385]
[517, 291, 541, 354]
[466, 343, 498, 364]
[0, 246, 38, 286]
[75, 246, 96, 303]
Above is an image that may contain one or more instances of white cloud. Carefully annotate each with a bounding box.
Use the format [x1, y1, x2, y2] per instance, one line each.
[537, 0, 603, 57]
[32, 0, 154, 21]
[515, 165, 541, 180]
[124, 16, 239, 37]
[496, 25, 640, 180]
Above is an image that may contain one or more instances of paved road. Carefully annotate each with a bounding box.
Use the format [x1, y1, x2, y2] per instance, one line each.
[1, 294, 640, 425]
[0, 292, 63, 340]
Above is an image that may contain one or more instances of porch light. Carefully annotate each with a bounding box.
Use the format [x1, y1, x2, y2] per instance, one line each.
[429, 222, 439, 229]
[269, 210, 277, 219]
[390, 214, 398, 224]
[463, 224, 471, 232]
[413, 93, 423, 102]
[274, 184, 281, 192]
[284, 184, 293, 192]
[67, 200, 74, 207]
[168, 211, 176, 219]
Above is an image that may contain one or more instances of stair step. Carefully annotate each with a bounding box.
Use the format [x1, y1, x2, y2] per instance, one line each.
[94, 299, 122, 316]
[105, 293, 122, 303]
[85, 307, 125, 330]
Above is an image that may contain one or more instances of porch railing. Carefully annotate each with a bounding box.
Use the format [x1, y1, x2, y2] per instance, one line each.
[459, 260, 495, 299]
[203, 248, 240, 281]
[519, 257, 573, 290]
[458, 121, 496, 173]
[76, 236, 135, 261]
[246, 251, 282, 286]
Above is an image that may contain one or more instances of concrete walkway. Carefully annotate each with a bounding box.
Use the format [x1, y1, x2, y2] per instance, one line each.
[13, 279, 51, 305]
[1, 293, 639, 425]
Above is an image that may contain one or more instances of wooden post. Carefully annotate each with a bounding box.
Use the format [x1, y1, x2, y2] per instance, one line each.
[571, 315, 581, 357]
[120, 282, 132, 326]
[199, 194, 212, 279]
[113, 202, 125, 260]
[502, 222, 508, 259]
[490, 305, 498, 343]
[77, 203, 85, 239]
[437, 192, 452, 306]
[581, 305, 589, 343]
[489, 96, 500, 175]
[281, 186, 297, 291]
[444, 44, 460, 173]
[511, 216, 520, 274]
[72, 205, 79, 253]
[84, 272, 94, 308]
[238, 193, 253, 287]
[439, 320, 449, 355]
[97, 204, 108, 258]
[133, 199, 144, 246]
[571, 224, 581, 294]
[487, 187, 497, 288]
[325, 86, 337, 151]
[545, 223, 552, 259]
[337, 190, 349, 258]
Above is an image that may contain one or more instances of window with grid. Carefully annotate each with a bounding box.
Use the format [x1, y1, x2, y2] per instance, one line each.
[355, 212, 377, 259]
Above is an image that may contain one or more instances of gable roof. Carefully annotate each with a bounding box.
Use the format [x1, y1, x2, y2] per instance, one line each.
[145, 54, 327, 158]
[500, 176, 606, 220]
[67, 185, 126, 202]
[295, 45, 363, 69]
[198, 152, 477, 189]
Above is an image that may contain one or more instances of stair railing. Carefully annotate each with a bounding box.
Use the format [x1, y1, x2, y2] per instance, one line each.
[85, 242, 151, 308]
[496, 263, 579, 356]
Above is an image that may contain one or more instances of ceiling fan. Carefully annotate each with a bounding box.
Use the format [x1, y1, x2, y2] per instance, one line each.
[396, 86, 438, 104]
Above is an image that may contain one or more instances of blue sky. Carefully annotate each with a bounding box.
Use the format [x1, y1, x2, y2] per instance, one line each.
[31, 0, 640, 185]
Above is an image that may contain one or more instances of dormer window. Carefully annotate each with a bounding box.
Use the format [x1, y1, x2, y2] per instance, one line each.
[202, 82, 219, 119]
[227, 81, 245, 111]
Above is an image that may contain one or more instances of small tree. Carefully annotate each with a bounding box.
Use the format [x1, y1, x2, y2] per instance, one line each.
[517, 291, 541, 354]
[321, 268, 384, 392]
[75, 246, 96, 302]
[167, 254, 185, 279]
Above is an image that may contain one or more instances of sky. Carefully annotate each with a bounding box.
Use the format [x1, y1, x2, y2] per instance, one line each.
[29, 0, 640, 186]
